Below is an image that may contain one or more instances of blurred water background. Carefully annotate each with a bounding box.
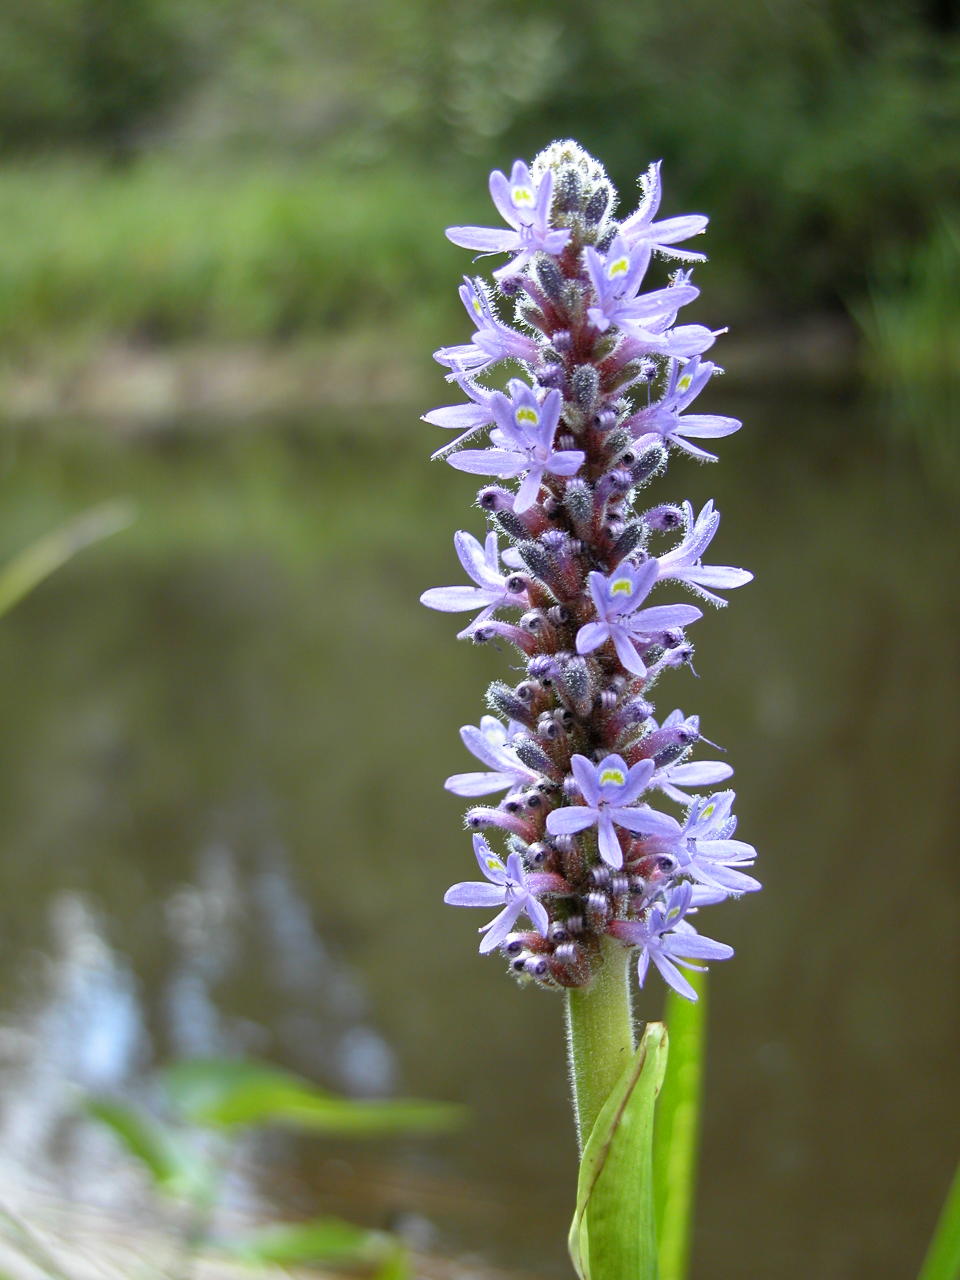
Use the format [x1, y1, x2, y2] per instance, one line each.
[0, 2, 957, 1278]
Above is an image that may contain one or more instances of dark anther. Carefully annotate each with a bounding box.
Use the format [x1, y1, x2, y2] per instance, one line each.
[506, 574, 527, 594]
[516, 682, 537, 702]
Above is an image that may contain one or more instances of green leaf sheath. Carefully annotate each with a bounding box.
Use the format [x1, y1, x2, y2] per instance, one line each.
[569, 1022, 669, 1280]
[654, 969, 707, 1280]
[919, 1160, 960, 1280]
[565, 936, 637, 1152]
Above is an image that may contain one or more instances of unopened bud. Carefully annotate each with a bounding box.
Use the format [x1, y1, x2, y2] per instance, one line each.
[631, 444, 667, 485]
[584, 184, 611, 226]
[646, 503, 684, 532]
[537, 256, 564, 302]
[572, 364, 600, 412]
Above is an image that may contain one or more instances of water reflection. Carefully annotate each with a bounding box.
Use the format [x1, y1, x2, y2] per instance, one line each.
[0, 399, 956, 1278]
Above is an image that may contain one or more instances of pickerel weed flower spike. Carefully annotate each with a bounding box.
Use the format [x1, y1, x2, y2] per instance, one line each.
[422, 140, 759, 1001]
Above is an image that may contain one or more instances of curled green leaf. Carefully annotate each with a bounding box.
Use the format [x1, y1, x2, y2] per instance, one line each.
[569, 1022, 669, 1280]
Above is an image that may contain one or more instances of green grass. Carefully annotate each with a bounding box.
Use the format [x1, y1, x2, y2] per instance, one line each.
[0, 158, 469, 351]
[858, 216, 960, 388]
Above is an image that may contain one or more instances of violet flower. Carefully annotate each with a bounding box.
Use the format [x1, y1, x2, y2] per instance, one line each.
[584, 234, 700, 334]
[639, 791, 761, 896]
[575, 561, 703, 676]
[434, 277, 539, 379]
[620, 161, 709, 262]
[630, 356, 742, 461]
[420, 530, 527, 637]
[446, 161, 571, 280]
[447, 382, 585, 512]
[656, 500, 754, 606]
[444, 835, 550, 953]
[545, 754, 676, 870]
[444, 716, 540, 797]
[609, 884, 733, 1001]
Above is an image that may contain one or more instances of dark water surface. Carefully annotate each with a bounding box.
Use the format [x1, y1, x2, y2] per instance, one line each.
[0, 395, 956, 1279]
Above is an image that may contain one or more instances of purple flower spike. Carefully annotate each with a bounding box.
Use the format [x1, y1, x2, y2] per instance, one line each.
[546, 753, 676, 869]
[630, 357, 741, 461]
[609, 883, 733, 1001]
[445, 716, 540, 797]
[620, 161, 709, 263]
[420, 530, 528, 638]
[448, 382, 584, 512]
[428, 143, 759, 998]
[576, 561, 702, 676]
[444, 835, 549, 954]
[446, 161, 572, 281]
[656, 500, 754, 606]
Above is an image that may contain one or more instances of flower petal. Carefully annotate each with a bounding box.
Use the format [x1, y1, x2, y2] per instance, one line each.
[546, 805, 597, 835]
[444, 881, 506, 907]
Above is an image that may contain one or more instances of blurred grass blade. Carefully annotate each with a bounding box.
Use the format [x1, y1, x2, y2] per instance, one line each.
[569, 1022, 668, 1280]
[919, 1161, 960, 1280]
[654, 970, 707, 1280]
[226, 1216, 398, 1267]
[161, 1058, 463, 1134]
[0, 500, 135, 619]
[85, 1098, 210, 1201]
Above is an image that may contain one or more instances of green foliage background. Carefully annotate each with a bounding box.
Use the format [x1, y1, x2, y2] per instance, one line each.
[0, 0, 956, 367]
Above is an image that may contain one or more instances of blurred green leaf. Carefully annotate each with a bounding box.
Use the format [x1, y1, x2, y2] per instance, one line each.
[569, 1022, 668, 1280]
[161, 1058, 463, 1135]
[373, 1245, 411, 1280]
[85, 1097, 212, 1201]
[0, 500, 134, 619]
[225, 1215, 396, 1267]
[919, 1160, 960, 1280]
[654, 972, 707, 1280]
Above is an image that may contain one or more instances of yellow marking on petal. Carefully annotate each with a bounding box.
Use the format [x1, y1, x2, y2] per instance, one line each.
[678, 374, 693, 392]
[610, 577, 634, 596]
[472, 297, 483, 316]
[486, 856, 502, 872]
[512, 185, 535, 208]
[599, 768, 626, 787]
[700, 802, 716, 820]
[515, 406, 539, 427]
[607, 255, 630, 279]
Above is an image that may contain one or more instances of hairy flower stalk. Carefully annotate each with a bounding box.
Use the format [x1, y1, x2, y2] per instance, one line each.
[422, 142, 758, 1147]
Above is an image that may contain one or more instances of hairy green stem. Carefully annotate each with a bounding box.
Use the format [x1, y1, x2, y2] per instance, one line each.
[565, 937, 636, 1150]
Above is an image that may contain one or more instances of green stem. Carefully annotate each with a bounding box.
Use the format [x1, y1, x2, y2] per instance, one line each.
[565, 937, 636, 1150]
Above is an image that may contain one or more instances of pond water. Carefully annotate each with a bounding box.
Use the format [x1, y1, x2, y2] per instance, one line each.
[0, 392, 956, 1279]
